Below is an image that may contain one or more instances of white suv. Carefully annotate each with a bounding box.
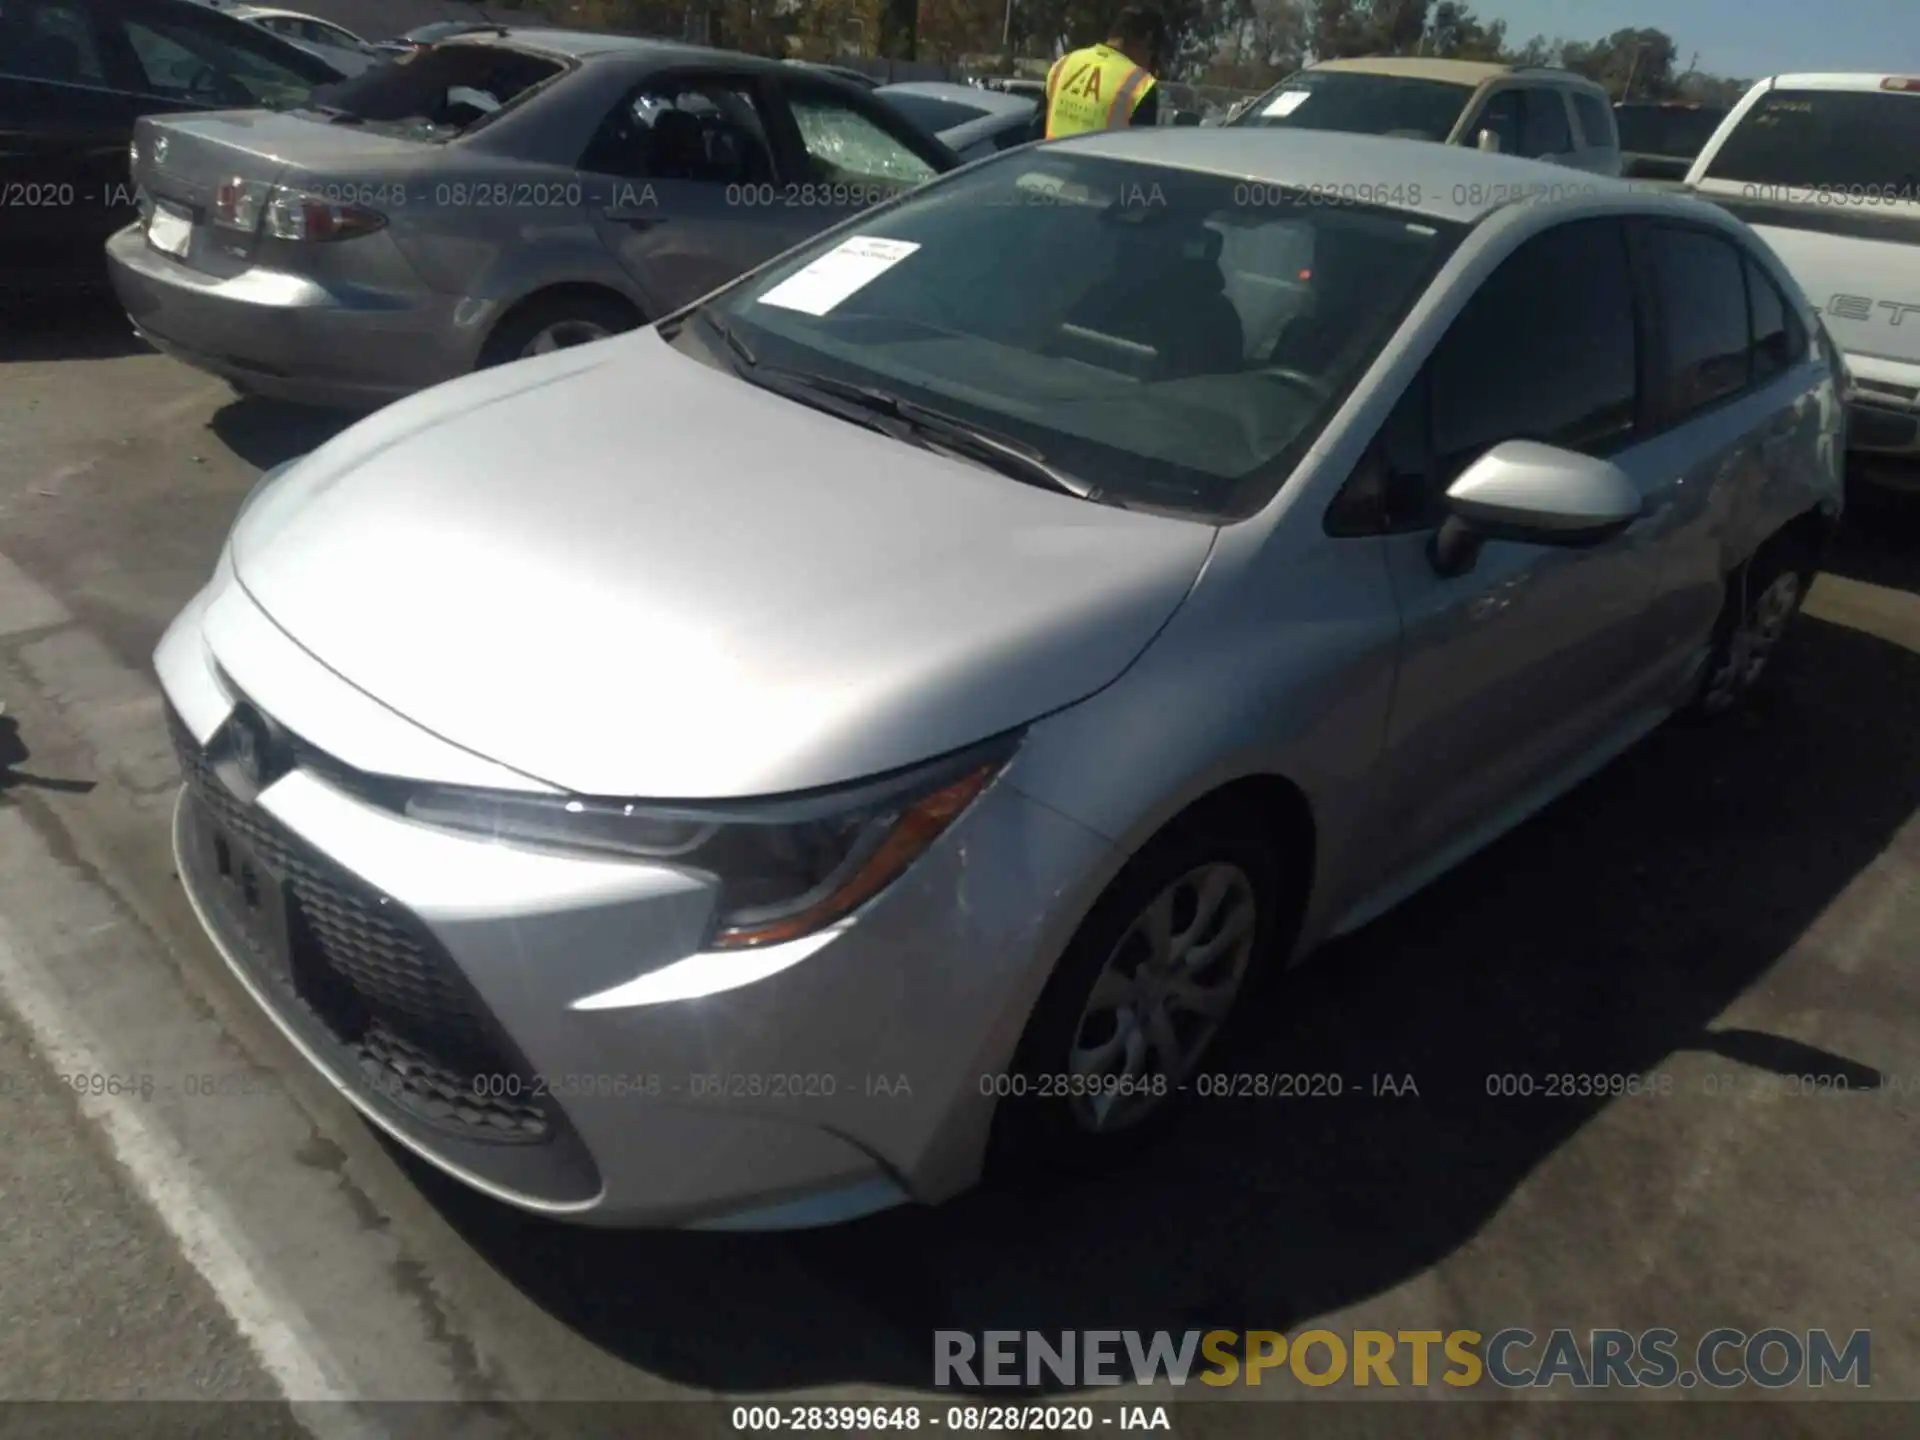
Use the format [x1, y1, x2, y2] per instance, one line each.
[1686, 73, 1920, 475]
[1231, 57, 1622, 176]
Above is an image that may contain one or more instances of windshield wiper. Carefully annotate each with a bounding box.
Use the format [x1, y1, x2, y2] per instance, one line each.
[693, 308, 757, 370]
[754, 368, 1098, 501]
[673, 314, 1094, 500]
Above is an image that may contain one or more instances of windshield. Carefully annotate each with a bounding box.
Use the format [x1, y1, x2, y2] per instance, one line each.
[307, 43, 563, 137]
[1702, 88, 1920, 192]
[1231, 70, 1474, 141]
[689, 152, 1461, 521]
[880, 91, 991, 134]
[1614, 105, 1727, 158]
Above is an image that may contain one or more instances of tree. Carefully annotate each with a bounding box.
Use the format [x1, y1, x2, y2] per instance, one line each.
[1427, 1, 1506, 61]
[1244, 0, 1308, 68]
[1560, 26, 1679, 100]
[1366, 0, 1426, 53]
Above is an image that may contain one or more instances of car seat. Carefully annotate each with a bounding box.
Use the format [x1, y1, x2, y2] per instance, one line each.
[1057, 225, 1245, 379]
[650, 108, 708, 181]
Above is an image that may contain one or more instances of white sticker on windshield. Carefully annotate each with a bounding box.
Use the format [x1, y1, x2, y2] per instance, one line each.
[1263, 90, 1311, 117]
[756, 236, 921, 317]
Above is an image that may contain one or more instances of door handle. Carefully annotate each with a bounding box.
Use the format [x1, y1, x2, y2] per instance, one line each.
[601, 207, 662, 226]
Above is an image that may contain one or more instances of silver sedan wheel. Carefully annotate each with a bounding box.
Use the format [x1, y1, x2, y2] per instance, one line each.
[520, 319, 612, 358]
[1701, 570, 1803, 713]
[1066, 862, 1259, 1134]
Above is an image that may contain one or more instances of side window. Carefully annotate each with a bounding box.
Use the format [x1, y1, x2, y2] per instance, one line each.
[1471, 90, 1523, 153]
[579, 80, 777, 184]
[1519, 88, 1573, 157]
[786, 91, 939, 188]
[1746, 254, 1806, 383]
[0, 0, 107, 83]
[1643, 225, 1752, 419]
[1570, 90, 1614, 151]
[1430, 219, 1638, 482]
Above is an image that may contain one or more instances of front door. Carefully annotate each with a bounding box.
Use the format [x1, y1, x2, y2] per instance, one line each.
[1365, 217, 1666, 888]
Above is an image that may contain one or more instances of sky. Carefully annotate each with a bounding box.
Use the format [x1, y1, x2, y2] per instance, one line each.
[1477, 0, 1920, 82]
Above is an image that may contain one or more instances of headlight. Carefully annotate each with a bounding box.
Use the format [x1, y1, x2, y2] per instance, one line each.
[403, 737, 1017, 950]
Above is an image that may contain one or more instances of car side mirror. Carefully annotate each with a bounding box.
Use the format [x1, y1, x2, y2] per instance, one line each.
[1476, 128, 1503, 153]
[1171, 109, 1202, 127]
[1428, 441, 1643, 578]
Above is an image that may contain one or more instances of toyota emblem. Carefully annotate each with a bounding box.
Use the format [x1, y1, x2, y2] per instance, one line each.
[226, 705, 272, 789]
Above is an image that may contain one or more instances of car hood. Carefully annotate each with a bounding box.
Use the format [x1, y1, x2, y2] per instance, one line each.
[230, 331, 1217, 799]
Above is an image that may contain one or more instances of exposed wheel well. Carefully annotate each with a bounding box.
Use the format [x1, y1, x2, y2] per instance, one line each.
[1162, 773, 1318, 945]
[1759, 505, 1837, 577]
[480, 284, 645, 363]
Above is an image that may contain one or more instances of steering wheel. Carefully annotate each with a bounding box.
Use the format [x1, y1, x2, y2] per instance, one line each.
[1258, 366, 1336, 403]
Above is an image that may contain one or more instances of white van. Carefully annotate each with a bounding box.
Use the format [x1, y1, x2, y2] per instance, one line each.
[1686, 74, 1920, 474]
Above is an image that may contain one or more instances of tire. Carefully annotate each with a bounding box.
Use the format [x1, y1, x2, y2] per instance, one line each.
[1685, 536, 1816, 719]
[988, 801, 1293, 1175]
[478, 293, 641, 369]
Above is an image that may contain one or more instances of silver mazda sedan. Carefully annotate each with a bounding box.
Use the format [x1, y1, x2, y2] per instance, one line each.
[156, 130, 1844, 1229]
[106, 29, 955, 408]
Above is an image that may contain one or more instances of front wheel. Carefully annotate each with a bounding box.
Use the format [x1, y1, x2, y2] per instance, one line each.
[990, 804, 1289, 1171]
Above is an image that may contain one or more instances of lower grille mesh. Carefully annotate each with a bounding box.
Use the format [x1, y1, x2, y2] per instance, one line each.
[169, 709, 550, 1144]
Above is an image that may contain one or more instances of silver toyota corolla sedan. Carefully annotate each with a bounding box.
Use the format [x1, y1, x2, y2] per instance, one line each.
[155, 130, 1844, 1230]
[106, 29, 956, 409]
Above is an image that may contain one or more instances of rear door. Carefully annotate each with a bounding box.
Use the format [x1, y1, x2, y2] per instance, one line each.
[1688, 80, 1920, 389]
[1625, 221, 1784, 682]
[0, 0, 138, 286]
[579, 69, 793, 314]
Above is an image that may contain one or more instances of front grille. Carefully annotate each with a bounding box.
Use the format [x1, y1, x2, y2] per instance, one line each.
[168, 708, 549, 1145]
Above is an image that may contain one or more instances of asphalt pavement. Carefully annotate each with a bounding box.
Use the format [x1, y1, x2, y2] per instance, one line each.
[0, 297, 1916, 1435]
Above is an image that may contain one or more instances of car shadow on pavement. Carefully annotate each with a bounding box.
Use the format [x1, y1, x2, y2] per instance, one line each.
[389, 567, 1920, 1394]
[207, 398, 364, 471]
[0, 294, 151, 364]
[0, 718, 97, 802]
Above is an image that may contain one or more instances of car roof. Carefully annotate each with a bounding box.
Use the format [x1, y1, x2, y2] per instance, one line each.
[1753, 71, 1920, 91]
[232, 6, 337, 21]
[1051, 128, 1650, 224]
[1306, 56, 1511, 85]
[445, 28, 823, 73]
[1307, 56, 1603, 94]
[878, 81, 1034, 114]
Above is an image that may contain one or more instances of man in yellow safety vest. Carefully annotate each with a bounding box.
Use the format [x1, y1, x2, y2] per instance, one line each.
[1031, 6, 1168, 141]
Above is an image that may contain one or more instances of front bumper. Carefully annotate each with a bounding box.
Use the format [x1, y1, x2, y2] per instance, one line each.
[106, 224, 486, 410]
[155, 565, 1114, 1228]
